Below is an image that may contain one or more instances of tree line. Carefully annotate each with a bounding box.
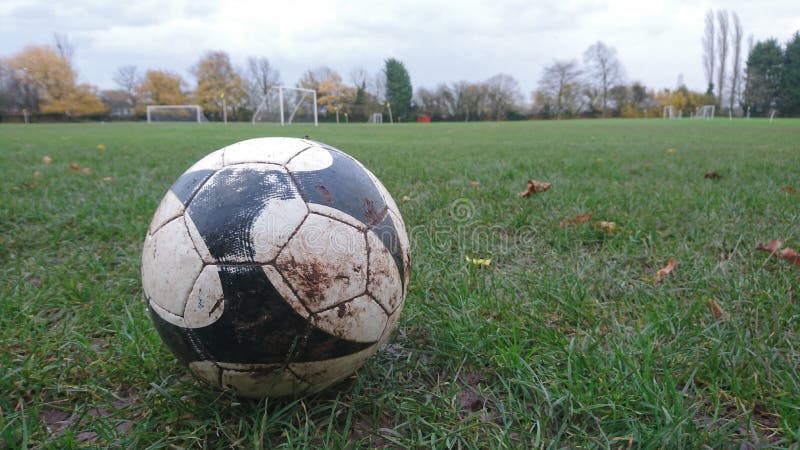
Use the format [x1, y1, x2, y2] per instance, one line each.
[1, 23, 799, 123]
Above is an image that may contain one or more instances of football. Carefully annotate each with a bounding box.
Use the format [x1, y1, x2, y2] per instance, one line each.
[141, 137, 410, 398]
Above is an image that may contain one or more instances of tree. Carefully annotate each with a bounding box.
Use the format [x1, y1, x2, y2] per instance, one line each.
[537, 59, 583, 119]
[781, 32, 800, 116]
[716, 10, 729, 109]
[135, 69, 189, 110]
[451, 81, 487, 122]
[384, 58, 413, 121]
[5, 45, 104, 117]
[113, 65, 138, 106]
[315, 70, 354, 122]
[415, 84, 455, 120]
[483, 74, 521, 120]
[245, 57, 281, 111]
[702, 10, 716, 96]
[744, 39, 783, 116]
[583, 41, 624, 117]
[729, 12, 744, 113]
[192, 50, 247, 120]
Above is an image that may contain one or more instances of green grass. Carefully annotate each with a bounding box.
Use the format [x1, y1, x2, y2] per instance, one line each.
[1, 119, 799, 448]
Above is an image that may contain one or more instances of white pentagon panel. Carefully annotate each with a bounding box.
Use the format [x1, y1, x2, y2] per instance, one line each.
[189, 360, 220, 386]
[148, 300, 185, 327]
[147, 190, 184, 235]
[221, 367, 309, 398]
[313, 295, 387, 343]
[285, 145, 334, 172]
[185, 214, 213, 263]
[249, 174, 308, 263]
[185, 149, 224, 173]
[307, 203, 366, 231]
[365, 230, 403, 313]
[183, 265, 224, 328]
[223, 138, 312, 166]
[389, 210, 411, 290]
[291, 343, 379, 394]
[262, 265, 310, 318]
[276, 214, 367, 312]
[142, 218, 203, 316]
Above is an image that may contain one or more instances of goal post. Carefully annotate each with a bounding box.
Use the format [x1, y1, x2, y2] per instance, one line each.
[146, 105, 206, 123]
[252, 86, 318, 126]
[694, 105, 715, 120]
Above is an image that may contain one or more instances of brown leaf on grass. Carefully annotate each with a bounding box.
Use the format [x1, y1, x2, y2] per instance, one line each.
[756, 240, 782, 253]
[707, 298, 724, 318]
[755, 239, 800, 267]
[68, 162, 80, 172]
[401, 195, 410, 202]
[42, 156, 53, 164]
[81, 167, 92, 175]
[704, 171, 722, 180]
[779, 248, 800, 267]
[33, 171, 41, 178]
[782, 186, 795, 194]
[519, 179, 552, 197]
[469, 181, 481, 188]
[102, 176, 113, 182]
[559, 213, 592, 227]
[653, 258, 677, 282]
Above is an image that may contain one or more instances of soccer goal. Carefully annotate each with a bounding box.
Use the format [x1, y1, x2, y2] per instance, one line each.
[662, 106, 678, 119]
[695, 105, 715, 120]
[368, 113, 383, 124]
[252, 86, 318, 126]
[146, 105, 207, 123]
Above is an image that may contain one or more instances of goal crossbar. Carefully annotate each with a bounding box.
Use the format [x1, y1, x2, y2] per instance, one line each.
[252, 86, 318, 126]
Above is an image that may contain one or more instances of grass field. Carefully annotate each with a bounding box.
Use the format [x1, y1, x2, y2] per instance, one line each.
[1, 119, 799, 448]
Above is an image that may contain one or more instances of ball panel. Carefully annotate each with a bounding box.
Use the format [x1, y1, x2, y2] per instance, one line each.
[184, 265, 225, 329]
[142, 217, 203, 316]
[148, 305, 204, 365]
[262, 265, 310, 318]
[221, 367, 309, 398]
[148, 190, 184, 235]
[388, 210, 411, 291]
[290, 343, 379, 394]
[306, 203, 367, 231]
[369, 211, 406, 291]
[312, 295, 387, 343]
[184, 213, 213, 264]
[366, 230, 403, 313]
[223, 138, 313, 166]
[378, 307, 403, 347]
[148, 299, 185, 327]
[189, 360, 221, 386]
[170, 169, 216, 206]
[187, 164, 303, 263]
[287, 147, 389, 228]
[185, 149, 224, 173]
[276, 214, 367, 312]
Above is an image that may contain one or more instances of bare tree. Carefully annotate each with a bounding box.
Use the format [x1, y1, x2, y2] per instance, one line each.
[583, 41, 624, 117]
[113, 65, 138, 104]
[702, 10, 715, 95]
[716, 10, 729, 109]
[53, 33, 74, 63]
[538, 59, 583, 119]
[245, 57, 281, 109]
[451, 81, 487, 122]
[729, 12, 744, 113]
[484, 74, 522, 120]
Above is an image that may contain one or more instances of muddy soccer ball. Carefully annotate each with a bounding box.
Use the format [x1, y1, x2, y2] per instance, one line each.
[141, 137, 410, 398]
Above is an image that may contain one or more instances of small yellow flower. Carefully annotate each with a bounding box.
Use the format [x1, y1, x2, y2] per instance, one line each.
[466, 255, 492, 266]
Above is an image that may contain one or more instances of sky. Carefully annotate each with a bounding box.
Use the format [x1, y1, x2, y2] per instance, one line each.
[1, 0, 798, 101]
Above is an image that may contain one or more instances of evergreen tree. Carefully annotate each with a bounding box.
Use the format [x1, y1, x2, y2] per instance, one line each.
[781, 32, 800, 116]
[384, 58, 413, 121]
[743, 39, 783, 116]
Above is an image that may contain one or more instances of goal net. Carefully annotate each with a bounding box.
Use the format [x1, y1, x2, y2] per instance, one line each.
[252, 86, 318, 126]
[695, 105, 715, 120]
[147, 105, 207, 123]
[368, 113, 383, 124]
[662, 106, 679, 119]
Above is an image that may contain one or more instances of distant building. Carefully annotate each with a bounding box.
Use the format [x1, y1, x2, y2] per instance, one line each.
[100, 90, 135, 118]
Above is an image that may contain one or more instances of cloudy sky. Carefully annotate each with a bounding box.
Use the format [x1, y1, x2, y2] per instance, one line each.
[1, 0, 798, 99]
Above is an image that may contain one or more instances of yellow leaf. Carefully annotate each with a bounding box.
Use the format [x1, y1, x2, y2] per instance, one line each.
[653, 258, 677, 282]
[466, 256, 492, 267]
[96, 144, 106, 150]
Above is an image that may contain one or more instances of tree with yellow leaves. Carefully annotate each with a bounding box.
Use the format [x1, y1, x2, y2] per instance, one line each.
[191, 51, 247, 121]
[134, 70, 189, 113]
[299, 67, 354, 122]
[5, 45, 105, 117]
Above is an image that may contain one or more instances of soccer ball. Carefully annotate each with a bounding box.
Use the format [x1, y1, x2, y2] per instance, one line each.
[141, 137, 410, 398]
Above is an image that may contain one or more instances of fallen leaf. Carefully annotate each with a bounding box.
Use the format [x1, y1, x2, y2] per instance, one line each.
[81, 167, 92, 175]
[96, 144, 106, 150]
[756, 240, 782, 254]
[42, 156, 53, 164]
[102, 176, 113, 182]
[707, 298, 724, 318]
[469, 181, 481, 188]
[653, 258, 677, 282]
[68, 163, 80, 172]
[466, 255, 491, 267]
[597, 221, 617, 233]
[779, 248, 800, 266]
[782, 186, 795, 194]
[704, 171, 722, 180]
[559, 213, 592, 227]
[402, 195, 410, 202]
[665, 147, 677, 154]
[519, 179, 552, 197]
[33, 171, 41, 178]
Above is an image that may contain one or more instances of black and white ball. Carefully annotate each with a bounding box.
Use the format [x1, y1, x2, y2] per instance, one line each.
[141, 137, 410, 398]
